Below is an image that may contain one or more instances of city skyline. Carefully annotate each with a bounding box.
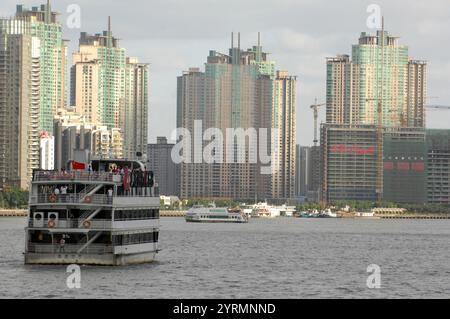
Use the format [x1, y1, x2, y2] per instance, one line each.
[1, 0, 449, 146]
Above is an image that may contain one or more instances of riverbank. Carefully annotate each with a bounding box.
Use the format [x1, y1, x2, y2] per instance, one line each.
[160, 210, 186, 217]
[378, 214, 450, 219]
[0, 209, 27, 217]
[336, 211, 450, 219]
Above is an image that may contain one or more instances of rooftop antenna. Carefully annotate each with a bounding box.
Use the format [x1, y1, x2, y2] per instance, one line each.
[238, 32, 241, 51]
[45, 0, 51, 24]
[107, 16, 112, 47]
[258, 32, 261, 47]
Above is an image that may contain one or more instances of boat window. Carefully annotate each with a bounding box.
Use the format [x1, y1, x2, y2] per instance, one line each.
[112, 231, 159, 245]
[114, 209, 159, 220]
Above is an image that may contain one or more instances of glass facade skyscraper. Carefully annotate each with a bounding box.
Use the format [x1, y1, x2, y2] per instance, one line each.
[0, 1, 64, 189]
[16, 1, 67, 134]
[326, 30, 427, 128]
[71, 19, 148, 159]
[177, 35, 296, 200]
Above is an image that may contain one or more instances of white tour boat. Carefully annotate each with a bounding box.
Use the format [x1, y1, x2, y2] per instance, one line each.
[250, 202, 280, 218]
[248, 202, 296, 218]
[185, 206, 248, 223]
[24, 159, 160, 266]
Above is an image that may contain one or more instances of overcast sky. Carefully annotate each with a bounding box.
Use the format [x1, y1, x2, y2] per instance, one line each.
[2, 0, 449, 146]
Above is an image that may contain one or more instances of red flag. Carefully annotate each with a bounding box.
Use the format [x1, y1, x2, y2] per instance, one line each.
[72, 161, 86, 170]
[124, 168, 130, 191]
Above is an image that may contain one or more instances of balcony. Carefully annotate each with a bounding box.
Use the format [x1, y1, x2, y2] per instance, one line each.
[27, 243, 113, 254]
[29, 219, 113, 230]
[30, 193, 112, 206]
[32, 171, 119, 183]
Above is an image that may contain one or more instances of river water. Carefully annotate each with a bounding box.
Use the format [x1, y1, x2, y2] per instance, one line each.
[0, 217, 449, 299]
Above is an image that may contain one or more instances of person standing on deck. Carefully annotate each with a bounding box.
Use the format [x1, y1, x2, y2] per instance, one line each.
[59, 238, 65, 253]
[107, 188, 114, 204]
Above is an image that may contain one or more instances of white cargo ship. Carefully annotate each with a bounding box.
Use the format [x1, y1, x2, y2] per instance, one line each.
[24, 159, 160, 266]
[185, 206, 248, 223]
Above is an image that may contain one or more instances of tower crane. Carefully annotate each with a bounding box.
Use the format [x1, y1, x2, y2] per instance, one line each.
[310, 99, 326, 147]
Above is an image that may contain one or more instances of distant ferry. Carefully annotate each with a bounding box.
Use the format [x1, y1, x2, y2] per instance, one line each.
[185, 206, 248, 223]
[24, 159, 160, 266]
[299, 209, 338, 218]
[246, 202, 297, 218]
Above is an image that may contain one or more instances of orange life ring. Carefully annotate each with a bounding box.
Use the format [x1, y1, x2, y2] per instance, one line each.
[48, 220, 56, 228]
[83, 220, 91, 229]
[84, 196, 92, 204]
[49, 194, 57, 203]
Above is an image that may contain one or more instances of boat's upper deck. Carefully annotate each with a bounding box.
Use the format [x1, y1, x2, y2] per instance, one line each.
[32, 171, 120, 184]
[29, 159, 159, 208]
[32, 159, 148, 184]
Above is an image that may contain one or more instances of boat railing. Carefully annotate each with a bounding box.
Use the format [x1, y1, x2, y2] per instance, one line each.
[29, 193, 111, 205]
[33, 171, 117, 183]
[28, 218, 113, 229]
[114, 216, 159, 221]
[27, 243, 113, 254]
[115, 189, 160, 198]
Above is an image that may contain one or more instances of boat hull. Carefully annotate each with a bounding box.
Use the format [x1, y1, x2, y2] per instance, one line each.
[24, 251, 157, 266]
[185, 218, 247, 223]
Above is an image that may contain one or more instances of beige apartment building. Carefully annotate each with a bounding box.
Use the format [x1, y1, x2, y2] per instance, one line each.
[177, 36, 297, 201]
[70, 19, 148, 160]
[0, 18, 40, 190]
[53, 108, 123, 170]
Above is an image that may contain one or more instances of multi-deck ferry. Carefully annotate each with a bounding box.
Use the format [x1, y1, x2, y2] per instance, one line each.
[24, 159, 160, 266]
[247, 202, 297, 218]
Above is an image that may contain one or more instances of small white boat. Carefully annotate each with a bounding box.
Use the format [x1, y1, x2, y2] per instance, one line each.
[185, 206, 248, 223]
[251, 202, 280, 218]
[319, 208, 338, 218]
[241, 207, 253, 219]
[279, 204, 296, 217]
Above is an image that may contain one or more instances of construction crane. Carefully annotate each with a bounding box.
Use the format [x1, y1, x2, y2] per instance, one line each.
[374, 17, 386, 202]
[310, 98, 326, 147]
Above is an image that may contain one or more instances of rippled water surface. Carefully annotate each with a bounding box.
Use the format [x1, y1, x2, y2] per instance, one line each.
[0, 217, 449, 298]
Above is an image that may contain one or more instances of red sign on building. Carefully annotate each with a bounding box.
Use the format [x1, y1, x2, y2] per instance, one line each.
[330, 144, 375, 155]
[384, 162, 394, 170]
[411, 162, 425, 172]
[397, 162, 410, 171]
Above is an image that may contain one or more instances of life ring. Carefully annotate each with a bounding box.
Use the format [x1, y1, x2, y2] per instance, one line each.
[49, 194, 57, 203]
[83, 220, 91, 229]
[48, 220, 56, 228]
[84, 196, 92, 204]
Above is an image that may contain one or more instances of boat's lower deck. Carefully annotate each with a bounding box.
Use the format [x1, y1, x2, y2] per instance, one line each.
[24, 250, 158, 266]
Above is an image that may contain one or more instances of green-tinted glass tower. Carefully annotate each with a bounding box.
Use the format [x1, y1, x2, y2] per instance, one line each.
[16, 1, 67, 134]
[71, 18, 148, 159]
[177, 33, 297, 200]
[326, 29, 427, 128]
